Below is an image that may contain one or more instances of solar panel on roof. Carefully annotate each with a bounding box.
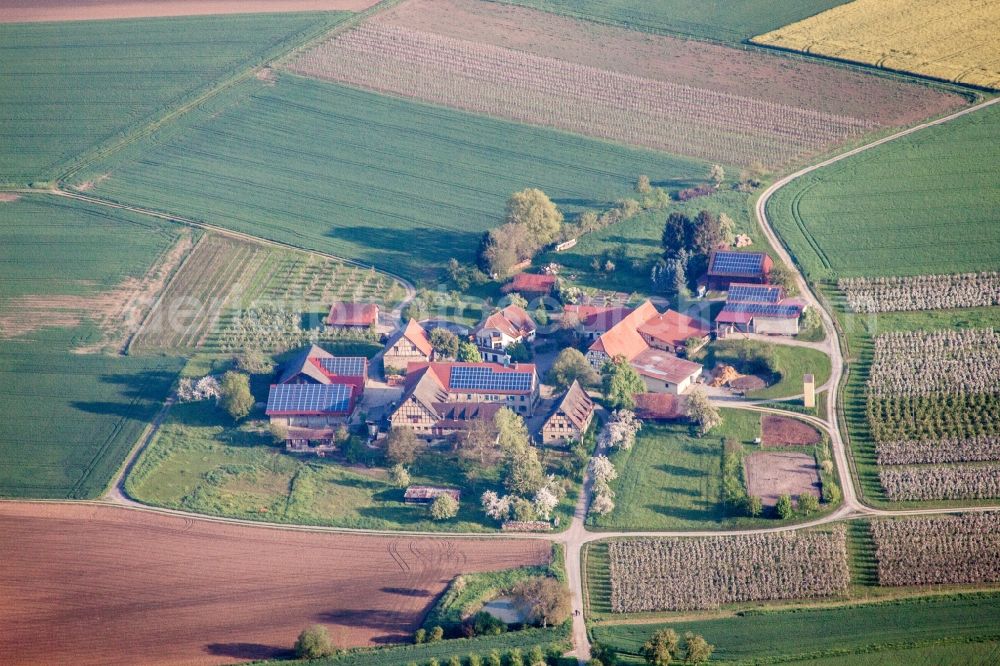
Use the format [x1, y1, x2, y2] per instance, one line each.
[317, 357, 366, 377]
[728, 284, 782, 304]
[723, 303, 802, 317]
[266, 383, 352, 413]
[449, 366, 533, 392]
[711, 252, 764, 275]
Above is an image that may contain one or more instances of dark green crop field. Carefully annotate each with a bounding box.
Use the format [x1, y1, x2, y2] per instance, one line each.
[593, 593, 1000, 664]
[0, 195, 182, 498]
[0, 12, 348, 185]
[768, 102, 1000, 280]
[79, 74, 709, 282]
[486, 0, 849, 43]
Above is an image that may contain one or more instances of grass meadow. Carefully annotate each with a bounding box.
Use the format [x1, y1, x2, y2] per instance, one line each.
[591, 409, 761, 530]
[0, 195, 182, 498]
[79, 74, 710, 282]
[488, 0, 849, 43]
[767, 102, 1000, 281]
[0, 13, 348, 185]
[592, 592, 1000, 664]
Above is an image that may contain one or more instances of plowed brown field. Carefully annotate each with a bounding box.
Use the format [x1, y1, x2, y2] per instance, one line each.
[0, 0, 377, 23]
[0, 503, 550, 666]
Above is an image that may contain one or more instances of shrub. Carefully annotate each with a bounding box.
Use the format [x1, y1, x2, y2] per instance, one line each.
[429, 626, 445, 642]
[295, 625, 334, 659]
[430, 494, 459, 520]
[414, 628, 426, 644]
[219, 371, 253, 420]
[776, 494, 794, 519]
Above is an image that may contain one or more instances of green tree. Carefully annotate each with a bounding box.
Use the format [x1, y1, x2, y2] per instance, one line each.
[429, 626, 444, 642]
[642, 628, 679, 666]
[488, 650, 503, 666]
[776, 493, 794, 519]
[506, 188, 563, 246]
[430, 493, 459, 520]
[414, 628, 426, 644]
[294, 625, 335, 659]
[430, 327, 459, 359]
[692, 210, 723, 256]
[708, 164, 725, 187]
[546, 348, 599, 390]
[387, 427, 423, 466]
[662, 212, 695, 256]
[457, 341, 483, 363]
[506, 340, 532, 363]
[602, 356, 645, 411]
[636, 174, 652, 194]
[768, 263, 796, 292]
[508, 648, 525, 666]
[505, 445, 545, 496]
[747, 494, 763, 517]
[718, 212, 736, 247]
[389, 463, 410, 488]
[495, 408, 530, 452]
[506, 293, 529, 309]
[470, 654, 484, 666]
[528, 645, 547, 666]
[511, 577, 571, 627]
[234, 347, 273, 375]
[682, 632, 714, 664]
[219, 371, 253, 420]
[449, 656, 463, 666]
[798, 493, 820, 515]
[685, 387, 721, 436]
[403, 299, 425, 323]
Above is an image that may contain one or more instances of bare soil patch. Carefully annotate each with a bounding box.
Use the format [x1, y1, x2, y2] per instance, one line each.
[0, 502, 550, 666]
[373, 0, 965, 127]
[0, 230, 193, 351]
[744, 451, 820, 506]
[730, 375, 767, 391]
[0, 0, 377, 23]
[0, 193, 20, 202]
[762, 414, 822, 447]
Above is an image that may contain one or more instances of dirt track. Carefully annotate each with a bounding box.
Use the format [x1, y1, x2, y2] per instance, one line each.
[0, 503, 550, 666]
[0, 0, 377, 23]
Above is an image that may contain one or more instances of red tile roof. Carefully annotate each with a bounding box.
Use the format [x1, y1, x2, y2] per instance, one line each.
[477, 305, 536, 339]
[548, 380, 594, 431]
[327, 302, 378, 327]
[404, 361, 537, 396]
[397, 319, 433, 357]
[504, 273, 556, 294]
[715, 309, 755, 325]
[638, 309, 710, 348]
[564, 305, 634, 335]
[588, 300, 659, 360]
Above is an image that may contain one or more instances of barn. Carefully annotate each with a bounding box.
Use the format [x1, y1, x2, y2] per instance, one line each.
[706, 251, 773, 290]
[716, 284, 805, 337]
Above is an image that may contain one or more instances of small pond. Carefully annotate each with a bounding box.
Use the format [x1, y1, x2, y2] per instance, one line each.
[481, 597, 529, 624]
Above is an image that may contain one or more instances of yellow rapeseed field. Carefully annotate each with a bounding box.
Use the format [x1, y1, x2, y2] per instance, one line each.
[753, 0, 1000, 89]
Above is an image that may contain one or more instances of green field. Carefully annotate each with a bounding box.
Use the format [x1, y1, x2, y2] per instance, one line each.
[0, 13, 347, 185]
[488, 0, 849, 43]
[79, 74, 710, 282]
[592, 593, 1000, 664]
[591, 409, 761, 530]
[747, 345, 833, 400]
[768, 103, 1000, 281]
[0, 195, 182, 497]
[127, 400, 577, 532]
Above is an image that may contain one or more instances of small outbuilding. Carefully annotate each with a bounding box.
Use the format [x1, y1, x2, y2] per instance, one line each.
[403, 486, 461, 505]
[327, 301, 379, 330]
[541, 380, 595, 445]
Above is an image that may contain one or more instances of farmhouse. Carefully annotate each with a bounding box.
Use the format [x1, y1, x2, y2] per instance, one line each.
[633, 392, 690, 421]
[265, 383, 356, 454]
[403, 486, 461, 505]
[563, 304, 634, 341]
[278, 344, 367, 397]
[716, 284, 805, 338]
[474, 305, 536, 351]
[326, 301, 379, 330]
[383, 319, 434, 369]
[390, 361, 539, 438]
[706, 251, 773, 290]
[585, 300, 704, 394]
[541, 380, 595, 445]
[503, 272, 556, 297]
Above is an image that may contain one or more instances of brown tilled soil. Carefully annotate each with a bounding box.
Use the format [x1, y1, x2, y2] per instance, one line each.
[374, 0, 965, 126]
[0, 193, 21, 202]
[0, 0, 378, 23]
[0, 230, 193, 351]
[744, 451, 821, 506]
[761, 415, 823, 447]
[730, 375, 768, 391]
[0, 502, 550, 666]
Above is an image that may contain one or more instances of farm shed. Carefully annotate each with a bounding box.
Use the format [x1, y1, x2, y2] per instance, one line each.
[563, 304, 634, 341]
[706, 251, 773, 290]
[638, 308, 710, 354]
[716, 283, 805, 337]
[503, 272, 556, 297]
[541, 380, 594, 445]
[265, 383, 357, 454]
[278, 344, 368, 396]
[404, 486, 461, 505]
[630, 348, 703, 395]
[326, 301, 379, 330]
